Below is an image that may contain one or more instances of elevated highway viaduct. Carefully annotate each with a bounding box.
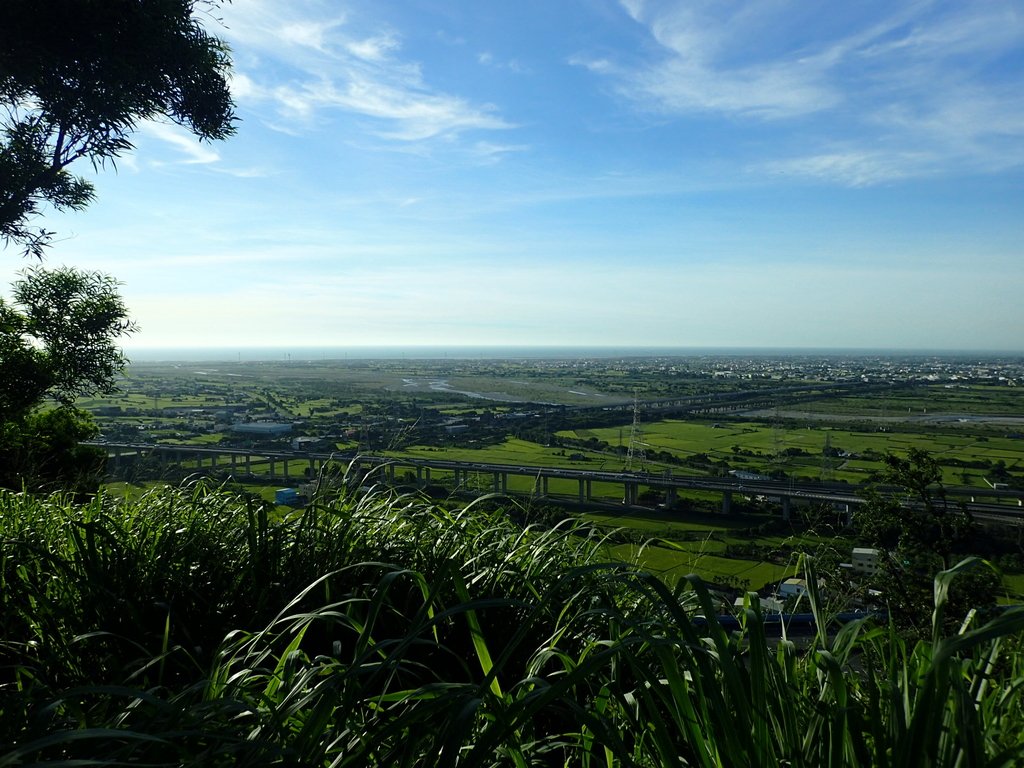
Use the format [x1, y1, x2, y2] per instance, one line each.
[90, 442, 1024, 524]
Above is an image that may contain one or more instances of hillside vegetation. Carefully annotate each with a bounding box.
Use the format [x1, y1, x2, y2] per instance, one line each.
[2, 481, 1023, 766]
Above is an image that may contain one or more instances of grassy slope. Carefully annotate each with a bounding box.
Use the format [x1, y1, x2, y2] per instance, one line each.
[2, 484, 1024, 765]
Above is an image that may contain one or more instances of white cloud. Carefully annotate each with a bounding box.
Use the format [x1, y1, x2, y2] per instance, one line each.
[142, 122, 220, 164]
[593, 0, 1024, 182]
[567, 54, 615, 75]
[471, 141, 529, 165]
[213, 166, 276, 179]
[605, 1, 838, 119]
[760, 151, 928, 187]
[477, 51, 529, 73]
[347, 34, 400, 61]
[220, 0, 512, 145]
[256, 76, 511, 141]
[279, 17, 345, 51]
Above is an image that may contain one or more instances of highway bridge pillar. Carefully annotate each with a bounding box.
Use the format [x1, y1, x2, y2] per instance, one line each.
[230, 455, 237, 471]
[245, 456, 251, 474]
[578, 478, 585, 502]
[623, 482, 637, 507]
[308, 457, 315, 476]
[493, 472, 501, 493]
[210, 453, 217, 468]
[781, 497, 791, 522]
[386, 464, 395, 483]
[501, 472, 508, 493]
[586, 480, 592, 501]
[542, 476, 549, 497]
[722, 491, 732, 515]
[283, 459, 291, 481]
[425, 468, 431, 482]
[269, 458, 276, 479]
[665, 486, 677, 506]
[416, 466, 423, 482]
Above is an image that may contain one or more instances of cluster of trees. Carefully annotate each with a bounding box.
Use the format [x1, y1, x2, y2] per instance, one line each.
[855, 448, 993, 635]
[1, 0, 235, 491]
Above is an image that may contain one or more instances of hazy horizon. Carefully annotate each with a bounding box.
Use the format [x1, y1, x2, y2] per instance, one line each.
[121, 344, 1024, 363]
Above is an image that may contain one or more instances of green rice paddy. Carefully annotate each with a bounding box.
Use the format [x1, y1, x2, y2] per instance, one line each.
[559, 419, 1024, 486]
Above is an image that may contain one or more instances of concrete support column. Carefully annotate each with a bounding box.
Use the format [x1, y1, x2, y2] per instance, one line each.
[283, 459, 290, 481]
[416, 466, 423, 482]
[269, 458, 276, 479]
[579, 478, 586, 502]
[493, 472, 501, 493]
[781, 497, 791, 522]
[308, 457, 315, 476]
[386, 464, 395, 483]
[665, 487, 677, 506]
[425, 468, 431, 482]
[245, 456, 251, 474]
[624, 482, 637, 506]
[586, 480, 592, 501]
[722, 491, 732, 515]
[210, 453, 217, 467]
[501, 473, 508, 493]
[541, 476, 549, 497]
[195, 452, 203, 469]
[231, 454, 237, 471]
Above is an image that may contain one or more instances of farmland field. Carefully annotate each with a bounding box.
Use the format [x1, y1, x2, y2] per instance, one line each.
[559, 419, 1024, 486]
[85, 353, 1024, 596]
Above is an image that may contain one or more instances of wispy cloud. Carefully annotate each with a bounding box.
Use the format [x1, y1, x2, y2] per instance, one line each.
[477, 51, 529, 73]
[142, 122, 220, 164]
[212, 166, 277, 179]
[347, 34, 399, 62]
[760, 150, 930, 187]
[581, 0, 1024, 184]
[222, 0, 513, 145]
[470, 141, 529, 165]
[606, 1, 840, 119]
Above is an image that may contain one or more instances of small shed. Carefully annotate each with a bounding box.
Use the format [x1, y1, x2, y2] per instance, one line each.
[275, 488, 300, 506]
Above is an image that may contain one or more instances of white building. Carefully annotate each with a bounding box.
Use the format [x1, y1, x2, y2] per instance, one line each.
[852, 548, 880, 576]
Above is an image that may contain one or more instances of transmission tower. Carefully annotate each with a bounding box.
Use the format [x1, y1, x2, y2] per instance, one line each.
[625, 390, 646, 472]
[820, 431, 836, 482]
[769, 405, 784, 475]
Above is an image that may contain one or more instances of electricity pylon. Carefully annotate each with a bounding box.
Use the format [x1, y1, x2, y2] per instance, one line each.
[625, 389, 646, 472]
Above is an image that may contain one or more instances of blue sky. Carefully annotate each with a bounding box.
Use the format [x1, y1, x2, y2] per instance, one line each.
[4, 0, 1024, 351]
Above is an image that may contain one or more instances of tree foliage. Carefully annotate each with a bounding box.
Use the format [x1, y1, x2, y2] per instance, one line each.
[857, 448, 974, 564]
[0, 267, 136, 419]
[0, 407, 105, 494]
[0, 267, 135, 492]
[0, 0, 236, 256]
[856, 448, 986, 636]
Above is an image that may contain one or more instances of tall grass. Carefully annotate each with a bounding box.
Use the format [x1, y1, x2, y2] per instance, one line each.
[2, 478, 1023, 766]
